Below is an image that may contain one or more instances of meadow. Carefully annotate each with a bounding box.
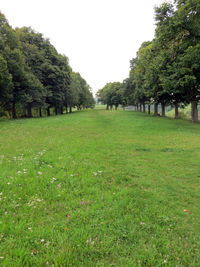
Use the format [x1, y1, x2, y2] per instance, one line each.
[0, 108, 200, 266]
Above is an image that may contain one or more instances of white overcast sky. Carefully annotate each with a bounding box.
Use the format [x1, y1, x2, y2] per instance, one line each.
[1, 0, 166, 95]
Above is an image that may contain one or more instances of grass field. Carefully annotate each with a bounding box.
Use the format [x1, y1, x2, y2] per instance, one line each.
[0, 108, 200, 266]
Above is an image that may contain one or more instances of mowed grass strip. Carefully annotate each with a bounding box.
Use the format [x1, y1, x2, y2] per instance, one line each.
[0, 109, 200, 266]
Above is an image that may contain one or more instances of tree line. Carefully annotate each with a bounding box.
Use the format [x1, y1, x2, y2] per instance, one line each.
[97, 0, 200, 122]
[0, 11, 95, 119]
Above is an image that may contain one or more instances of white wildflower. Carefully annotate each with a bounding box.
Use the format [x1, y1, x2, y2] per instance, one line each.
[45, 241, 50, 248]
[51, 177, 57, 183]
[36, 199, 43, 202]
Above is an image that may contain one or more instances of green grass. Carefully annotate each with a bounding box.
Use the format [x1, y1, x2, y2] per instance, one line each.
[0, 108, 200, 266]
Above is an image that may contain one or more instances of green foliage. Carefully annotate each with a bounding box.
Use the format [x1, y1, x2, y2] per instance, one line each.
[0, 54, 13, 107]
[0, 12, 94, 119]
[97, 82, 124, 109]
[68, 72, 95, 110]
[101, 0, 200, 122]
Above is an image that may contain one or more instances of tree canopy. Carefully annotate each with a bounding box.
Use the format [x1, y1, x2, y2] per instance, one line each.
[97, 0, 200, 122]
[0, 12, 94, 118]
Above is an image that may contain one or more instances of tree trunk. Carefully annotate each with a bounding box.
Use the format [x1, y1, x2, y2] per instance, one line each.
[106, 104, 109, 110]
[39, 108, 42, 117]
[27, 104, 32, 118]
[12, 102, 17, 119]
[143, 103, 146, 113]
[65, 105, 68, 114]
[60, 106, 63, 115]
[111, 105, 113, 110]
[8, 110, 12, 119]
[69, 106, 72, 113]
[175, 103, 179, 119]
[161, 103, 165, 117]
[136, 104, 139, 111]
[191, 101, 198, 123]
[47, 107, 50, 116]
[115, 105, 117, 110]
[55, 107, 58, 115]
[154, 104, 158, 116]
[23, 108, 27, 118]
[148, 104, 151, 115]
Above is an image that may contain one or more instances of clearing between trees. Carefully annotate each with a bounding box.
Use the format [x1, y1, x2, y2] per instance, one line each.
[0, 108, 200, 266]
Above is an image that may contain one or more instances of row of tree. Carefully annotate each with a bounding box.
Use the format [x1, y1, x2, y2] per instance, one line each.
[0, 11, 94, 119]
[97, 0, 200, 122]
[96, 82, 125, 110]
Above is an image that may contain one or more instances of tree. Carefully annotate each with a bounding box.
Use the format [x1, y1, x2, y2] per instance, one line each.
[0, 54, 13, 110]
[22, 70, 45, 117]
[155, 0, 200, 121]
[132, 42, 152, 113]
[4, 47, 27, 118]
[17, 27, 71, 116]
[97, 82, 123, 110]
[0, 12, 94, 119]
[176, 44, 200, 122]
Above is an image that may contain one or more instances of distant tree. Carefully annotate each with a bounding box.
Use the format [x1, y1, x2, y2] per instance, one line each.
[76, 73, 95, 110]
[97, 82, 123, 110]
[122, 71, 135, 107]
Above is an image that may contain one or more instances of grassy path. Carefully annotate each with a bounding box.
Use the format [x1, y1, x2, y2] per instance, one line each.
[0, 109, 200, 266]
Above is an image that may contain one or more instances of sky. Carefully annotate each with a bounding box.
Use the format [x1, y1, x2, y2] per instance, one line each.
[1, 0, 166, 95]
